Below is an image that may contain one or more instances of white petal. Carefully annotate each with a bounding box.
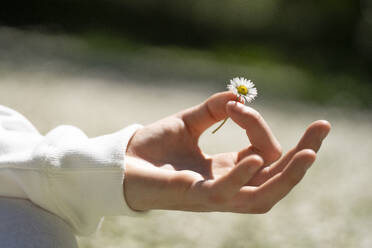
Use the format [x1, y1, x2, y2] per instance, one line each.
[227, 77, 257, 104]
[250, 88, 257, 95]
[227, 84, 238, 94]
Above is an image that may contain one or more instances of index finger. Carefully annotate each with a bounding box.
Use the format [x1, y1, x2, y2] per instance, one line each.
[227, 101, 282, 164]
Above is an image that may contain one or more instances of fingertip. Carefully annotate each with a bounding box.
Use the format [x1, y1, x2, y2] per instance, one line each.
[239, 155, 265, 176]
[207, 91, 238, 118]
[316, 119, 331, 128]
[207, 91, 238, 113]
[250, 154, 265, 166]
[226, 100, 244, 113]
[294, 149, 316, 168]
[310, 120, 331, 139]
[297, 120, 331, 152]
[240, 154, 264, 168]
[237, 154, 264, 174]
[299, 148, 316, 158]
[319, 120, 331, 138]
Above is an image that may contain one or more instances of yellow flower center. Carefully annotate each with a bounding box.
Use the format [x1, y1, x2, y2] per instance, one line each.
[237, 85, 248, 95]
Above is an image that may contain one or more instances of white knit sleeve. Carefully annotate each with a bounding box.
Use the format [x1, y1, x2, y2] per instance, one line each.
[0, 105, 144, 236]
[31, 124, 143, 235]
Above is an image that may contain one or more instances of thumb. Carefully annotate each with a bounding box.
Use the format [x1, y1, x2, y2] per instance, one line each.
[180, 91, 237, 137]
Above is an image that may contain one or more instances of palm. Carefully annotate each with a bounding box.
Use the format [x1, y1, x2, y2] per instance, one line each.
[128, 116, 239, 181]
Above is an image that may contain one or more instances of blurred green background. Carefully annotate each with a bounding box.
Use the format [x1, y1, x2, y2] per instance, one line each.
[1, 0, 372, 108]
[1, 1, 372, 248]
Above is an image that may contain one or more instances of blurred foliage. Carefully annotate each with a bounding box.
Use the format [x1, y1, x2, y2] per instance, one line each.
[77, 31, 372, 108]
[0, 0, 371, 108]
[0, 0, 363, 46]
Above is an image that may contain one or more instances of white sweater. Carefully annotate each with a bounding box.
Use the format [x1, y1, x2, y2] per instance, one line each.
[0, 105, 143, 236]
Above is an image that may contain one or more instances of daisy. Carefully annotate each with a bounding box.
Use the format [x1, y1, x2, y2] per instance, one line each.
[212, 77, 258, 134]
[227, 77, 257, 104]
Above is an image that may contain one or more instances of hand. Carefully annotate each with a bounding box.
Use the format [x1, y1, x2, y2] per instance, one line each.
[124, 92, 331, 213]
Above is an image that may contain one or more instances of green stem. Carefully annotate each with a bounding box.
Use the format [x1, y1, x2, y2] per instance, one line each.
[212, 117, 229, 134]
